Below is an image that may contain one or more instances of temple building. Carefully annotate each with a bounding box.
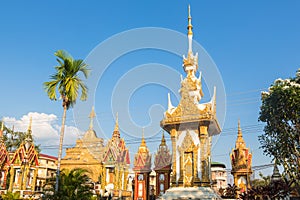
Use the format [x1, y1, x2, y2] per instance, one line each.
[61, 107, 105, 183]
[133, 130, 151, 200]
[0, 122, 10, 192]
[153, 132, 172, 197]
[102, 113, 131, 197]
[9, 117, 39, 196]
[160, 6, 222, 199]
[230, 120, 253, 193]
[60, 108, 131, 198]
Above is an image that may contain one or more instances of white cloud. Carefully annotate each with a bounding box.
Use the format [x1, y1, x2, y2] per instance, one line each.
[3, 112, 84, 155]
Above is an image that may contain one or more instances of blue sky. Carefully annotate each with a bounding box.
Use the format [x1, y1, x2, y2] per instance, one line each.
[1, 1, 299, 179]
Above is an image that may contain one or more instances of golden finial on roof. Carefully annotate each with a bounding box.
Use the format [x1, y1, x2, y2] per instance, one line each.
[28, 116, 32, 132]
[114, 112, 119, 132]
[238, 119, 242, 136]
[160, 131, 166, 146]
[141, 128, 146, 147]
[89, 106, 96, 130]
[187, 5, 193, 37]
[236, 119, 245, 148]
[25, 116, 33, 144]
[137, 128, 149, 154]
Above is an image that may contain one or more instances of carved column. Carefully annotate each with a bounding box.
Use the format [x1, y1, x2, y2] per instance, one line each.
[8, 167, 14, 192]
[170, 128, 177, 185]
[200, 125, 210, 186]
[32, 169, 37, 191]
[193, 146, 201, 186]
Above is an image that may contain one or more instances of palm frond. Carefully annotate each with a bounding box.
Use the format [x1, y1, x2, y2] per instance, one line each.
[45, 50, 90, 108]
[44, 80, 59, 100]
[54, 50, 73, 61]
[78, 80, 88, 101]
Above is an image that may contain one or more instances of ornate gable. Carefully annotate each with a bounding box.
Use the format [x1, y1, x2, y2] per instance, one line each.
[103, 147, 117, 164]
[11, 142, 39, 167]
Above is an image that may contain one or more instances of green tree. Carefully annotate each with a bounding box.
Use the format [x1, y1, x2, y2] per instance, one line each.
[43, 50, 89, 192]
[1, 191, 20, 200]
[0, 121, 40, 152]
[259, 69, 300, 191]
[220, 184, 240, 199]
[43, 168, 94, 200]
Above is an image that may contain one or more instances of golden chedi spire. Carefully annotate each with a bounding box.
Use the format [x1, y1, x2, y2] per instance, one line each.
[183, 5, 198, 73]
[160, 131, 166, 147]
[26, 116, 33, 138]
[112, 112, 120, 139]
[25, 116, 33, 150]
[89, 106, 96, 130]
[138, 128, 149, 153]
[235, 119, 245, 149]
[28, 116, 32, 132]
[114, 112, 119, 132]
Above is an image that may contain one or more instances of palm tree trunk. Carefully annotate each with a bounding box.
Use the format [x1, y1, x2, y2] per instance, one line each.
[55, 103, 67, 192]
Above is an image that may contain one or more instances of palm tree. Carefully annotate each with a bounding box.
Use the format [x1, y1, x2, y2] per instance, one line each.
[44, 50, 89, 192]
[43, 168, 94, 200]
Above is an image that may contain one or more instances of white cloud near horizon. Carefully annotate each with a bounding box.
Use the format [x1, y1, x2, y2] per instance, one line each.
[3, 112, 84, 155]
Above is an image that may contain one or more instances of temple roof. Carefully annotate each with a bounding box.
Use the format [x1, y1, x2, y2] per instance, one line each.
[133, 129, 151, 171]
[11, 117, 39, 166]
[154, 132, 172, 170]
[235, 120, 246, 149]
[102, 113, 130, 165]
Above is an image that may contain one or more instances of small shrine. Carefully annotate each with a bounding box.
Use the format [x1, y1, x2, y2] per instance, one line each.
[9, 117, 39, 192]
[154, 132, 172, 197]
[230, 120, 253, 193]
[102, 113, 131, 196]
[133, 130, 151, 200]
[160, 5, 222, 199]
[0, 122, 10, 191]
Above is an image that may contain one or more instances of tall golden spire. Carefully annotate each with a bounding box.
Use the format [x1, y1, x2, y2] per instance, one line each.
[112, 112, 120, 139]
[89, 106, 96, 130]
[183, 5, 198, 72]
[236, 119, 245, 148]
[160, 131, 166, 146]
[28, 116, 32, 133]
[141, 128, 146, 147]
[114, 112, 119, 132]
[137, 128, 149, 153]
[187, 4, 193, 37]
[238, 119, 242, 136]
[25, 117, 33, 148]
